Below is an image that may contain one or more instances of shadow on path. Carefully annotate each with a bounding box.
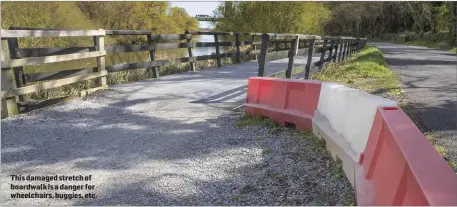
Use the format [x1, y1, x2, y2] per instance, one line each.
[372, 42, 457, 165]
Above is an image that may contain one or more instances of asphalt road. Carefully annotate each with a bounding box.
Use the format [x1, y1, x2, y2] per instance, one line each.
[372, 42, 457, 167]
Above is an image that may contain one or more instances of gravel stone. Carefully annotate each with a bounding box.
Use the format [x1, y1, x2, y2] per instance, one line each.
[1, 55, 352, 205]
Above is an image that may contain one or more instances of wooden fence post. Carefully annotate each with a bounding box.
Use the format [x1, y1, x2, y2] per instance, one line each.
[342, 39, 348, 61]
[352, 39, 357, 54]
[147, 33, 161, 77]
[258, 33, 270, 77]
[346, 39, 350, 57]
[93, 29, 107, 87]
[286, 36, 299, 78]
[214, 33, 222, 67]
[354, 38, 359, 52]
[304, 38, 315, 80]
[352, 39, 355, 53]
[319, 39, 328, 71]
[328, 39, 335, 63]
[344, 39, 349, 59]
[185, 31, 195, 72]
[1, 39, 19, 117]
[338, 39, 344, 62]
[7, 37, 28, 104]
[252, 35, 257, 61]
[333, 39, 339, 62]
[353, 39, 356, 52]
[235, 32, 241, 64]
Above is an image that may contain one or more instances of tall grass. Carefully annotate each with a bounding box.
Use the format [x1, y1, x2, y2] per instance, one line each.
[312, 45, 400, 96]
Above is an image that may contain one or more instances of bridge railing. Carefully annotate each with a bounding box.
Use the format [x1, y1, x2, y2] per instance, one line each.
[257, 33, 367, 79]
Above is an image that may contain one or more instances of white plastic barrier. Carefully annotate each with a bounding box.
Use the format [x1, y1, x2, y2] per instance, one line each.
[313, 82, 397, 186]
[343, 92, 397, 155]
[316, 82, 397, 158]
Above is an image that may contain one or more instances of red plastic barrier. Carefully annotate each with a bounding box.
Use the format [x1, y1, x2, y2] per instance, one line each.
[355, 106, 457, 206]
[245, 77, 322, 130]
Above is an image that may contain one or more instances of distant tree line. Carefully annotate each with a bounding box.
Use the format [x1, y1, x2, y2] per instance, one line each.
[1, 2, 199, 46]
[213, 2, 332, 35]
[213, 2, 457, 45]
[2, 2, 456, 45]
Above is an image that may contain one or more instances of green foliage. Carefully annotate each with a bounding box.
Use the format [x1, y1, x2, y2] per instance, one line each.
[235, 113, 269, 127]
[75, 2, 198, 37]
[1, 2, 101, 48]
[326, 2, 457, 45]
[312, 46, 400, 95]
[212, 1, 456, 45]
[1, 2, 199, 45]
[168, 7, 199, 32]
[213, 2, 331, 34]
[435, 2, 453, 32]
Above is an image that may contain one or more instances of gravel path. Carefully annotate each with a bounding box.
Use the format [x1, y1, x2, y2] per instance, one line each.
[1, 56, 353, 205]
[372, 42, 457, 167]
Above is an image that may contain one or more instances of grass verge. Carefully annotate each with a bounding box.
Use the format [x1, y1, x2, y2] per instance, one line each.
[311, 45, 402, 97]
[235, 113, 284, 134]
[312, 45, 457, 172]
[385, 39, 456, 52]
[404, 40, 456, 52]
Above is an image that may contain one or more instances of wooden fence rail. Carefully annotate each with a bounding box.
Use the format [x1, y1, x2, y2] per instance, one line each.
[257, 33, 366, 79]
[1, 28, 366, 117]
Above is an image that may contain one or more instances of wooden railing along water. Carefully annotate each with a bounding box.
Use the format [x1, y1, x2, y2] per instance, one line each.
[0, 28, 366, 117]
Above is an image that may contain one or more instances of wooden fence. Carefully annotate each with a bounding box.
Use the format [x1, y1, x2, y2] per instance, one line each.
[1, 28, 365, 117]
[257, 33, 367, 79]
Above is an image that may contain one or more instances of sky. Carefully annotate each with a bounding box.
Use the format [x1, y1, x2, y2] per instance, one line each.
[170, 1, 220, 16]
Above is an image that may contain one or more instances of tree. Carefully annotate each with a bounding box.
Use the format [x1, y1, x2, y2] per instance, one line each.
[212, 2, 331, 35]
[168, 7, 199, 32]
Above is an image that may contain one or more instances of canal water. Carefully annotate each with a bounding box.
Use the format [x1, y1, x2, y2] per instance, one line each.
[157, 20, 223, 58]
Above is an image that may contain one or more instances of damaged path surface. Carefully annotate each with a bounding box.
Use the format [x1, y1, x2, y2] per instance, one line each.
[372, 42, 457, 168]
[1, 57, 353, 205]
